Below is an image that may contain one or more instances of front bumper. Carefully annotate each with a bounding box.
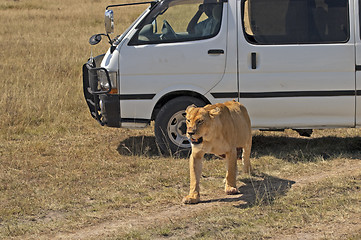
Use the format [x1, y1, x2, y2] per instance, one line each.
[82, 58, 120, 127]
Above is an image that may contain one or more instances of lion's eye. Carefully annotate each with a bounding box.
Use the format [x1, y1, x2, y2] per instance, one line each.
[186, 119, 190, 123]
[197, 119, 204, 125]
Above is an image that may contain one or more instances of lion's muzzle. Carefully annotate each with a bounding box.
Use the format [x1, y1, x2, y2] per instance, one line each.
[188, 133, 203, 145]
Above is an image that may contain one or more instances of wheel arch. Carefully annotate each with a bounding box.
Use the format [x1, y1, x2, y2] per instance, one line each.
[151, 91, 210, 121]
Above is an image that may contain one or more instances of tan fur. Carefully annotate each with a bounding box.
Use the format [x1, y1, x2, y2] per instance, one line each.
[183, 100, 252, 204]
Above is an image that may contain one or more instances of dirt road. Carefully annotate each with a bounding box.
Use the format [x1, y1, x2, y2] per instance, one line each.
[48, 159, 361, 240]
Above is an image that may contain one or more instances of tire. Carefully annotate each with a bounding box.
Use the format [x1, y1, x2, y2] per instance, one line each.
[154, 96, 206, 155]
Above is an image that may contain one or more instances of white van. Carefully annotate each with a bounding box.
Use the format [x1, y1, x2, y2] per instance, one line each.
[83, 0, 361, 154]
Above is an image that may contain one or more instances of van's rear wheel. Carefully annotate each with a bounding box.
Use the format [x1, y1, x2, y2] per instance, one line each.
[154, 96, 206, 155]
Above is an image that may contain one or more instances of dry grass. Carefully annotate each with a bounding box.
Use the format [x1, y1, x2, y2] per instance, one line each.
[0, 126, 188, 237]
[1, 1, 361, 239]
[0, 0, 143, 137]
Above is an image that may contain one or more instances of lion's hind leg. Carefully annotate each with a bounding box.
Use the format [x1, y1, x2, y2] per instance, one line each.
[241, 139, 252, 174]
[225, 149, 240, 195]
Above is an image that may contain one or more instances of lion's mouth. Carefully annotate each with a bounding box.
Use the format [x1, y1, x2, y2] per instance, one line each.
[190, 137, 203, 145]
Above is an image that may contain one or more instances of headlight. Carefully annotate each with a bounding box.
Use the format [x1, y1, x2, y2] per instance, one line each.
[97, 70, 118, 94]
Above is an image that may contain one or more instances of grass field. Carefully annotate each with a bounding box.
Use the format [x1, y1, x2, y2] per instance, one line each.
[1, 0, 361, 239]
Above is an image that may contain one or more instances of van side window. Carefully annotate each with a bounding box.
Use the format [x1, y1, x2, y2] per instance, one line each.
[129, 0, 223, 45]
[243, 0, 349, 44]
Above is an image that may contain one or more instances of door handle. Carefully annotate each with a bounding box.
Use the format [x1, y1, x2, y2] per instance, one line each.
[251, 52, 257, 69]
[208, 49, 224, 55]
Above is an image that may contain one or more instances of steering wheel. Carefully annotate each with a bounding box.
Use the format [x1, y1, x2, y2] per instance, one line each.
[161, 20, 177, 40]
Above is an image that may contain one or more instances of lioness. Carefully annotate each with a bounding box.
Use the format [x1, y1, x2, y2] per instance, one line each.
[183, 100, 252, 204]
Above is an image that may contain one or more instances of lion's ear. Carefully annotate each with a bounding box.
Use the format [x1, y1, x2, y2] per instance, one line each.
[186, 104, 196, 113]
[209, 107, 221, 118]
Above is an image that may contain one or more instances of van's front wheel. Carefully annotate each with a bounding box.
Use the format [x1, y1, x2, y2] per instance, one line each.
[154, 96, 206, 155]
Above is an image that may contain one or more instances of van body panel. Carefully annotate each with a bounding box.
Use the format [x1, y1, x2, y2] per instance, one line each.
[241, 97, 355, 128]
[120, 84, 210, 120]
[355, 0, 361, 127]
[238, 50, 356, 128]
[101, 48, 120, 72]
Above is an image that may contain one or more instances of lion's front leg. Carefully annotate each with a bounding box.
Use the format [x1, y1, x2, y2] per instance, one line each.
[183, 150, 204, 204]
[225, 149, 239, 195]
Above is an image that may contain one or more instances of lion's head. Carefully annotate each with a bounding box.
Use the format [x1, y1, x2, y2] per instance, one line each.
[185, 104, 221, 145]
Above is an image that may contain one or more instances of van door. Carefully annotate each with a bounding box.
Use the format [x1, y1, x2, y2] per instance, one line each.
[118, 0, 227, 120]
[238, 0, 355, 129]
[356, 0, 361, 127]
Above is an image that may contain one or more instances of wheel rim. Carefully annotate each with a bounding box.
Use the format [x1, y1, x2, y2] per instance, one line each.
[167, 110, 191, 149]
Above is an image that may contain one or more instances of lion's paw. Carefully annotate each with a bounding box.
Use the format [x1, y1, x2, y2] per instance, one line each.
[182, 194, 200, 204]
[225, 186, 239, 195]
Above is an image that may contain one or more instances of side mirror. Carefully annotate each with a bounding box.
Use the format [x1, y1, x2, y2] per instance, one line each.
[89, 34, 103, 45]
[105, 10, 114, 34]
